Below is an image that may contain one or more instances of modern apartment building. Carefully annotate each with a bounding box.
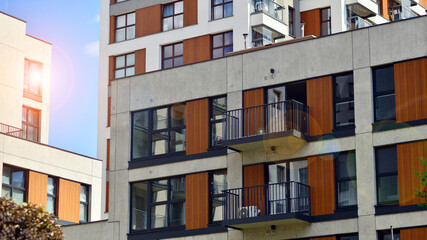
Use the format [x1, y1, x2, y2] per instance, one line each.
[0, 12, 102, 225]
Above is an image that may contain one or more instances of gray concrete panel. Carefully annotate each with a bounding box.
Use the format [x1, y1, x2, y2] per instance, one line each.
[226, 55, 243, 92]
[115, 112, 130, 170]
[110, 0, 172, 16]
[357, 215, 376, 240]
[62, 221, 114, 240]
[352, 28, 371, 69]
[353, 67, 373, 134]
[116, 78, 130, 114]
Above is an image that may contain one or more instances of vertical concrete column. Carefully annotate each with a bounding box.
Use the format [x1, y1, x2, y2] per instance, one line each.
[353, 68, 373, 134]
[227, 152, 243, 189]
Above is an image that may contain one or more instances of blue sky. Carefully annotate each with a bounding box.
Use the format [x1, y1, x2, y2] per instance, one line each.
[0, 1, 100, 158]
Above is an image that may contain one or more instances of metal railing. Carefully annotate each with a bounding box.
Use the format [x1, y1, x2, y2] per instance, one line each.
[390, 5, 417, 21]
[223, 100, 309, 142]
[0, 123, 22, 138]
[347, 16, 372, 30]
[251, 0, 285, 22]
[223, 181, 310, 221]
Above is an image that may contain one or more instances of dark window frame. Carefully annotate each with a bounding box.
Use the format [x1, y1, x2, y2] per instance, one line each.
[375, 145, 399, 206]
[378, 228, 400, 240]
[373, 64, 396, 122]
[209, 169, 227, 223]
[335, 151, 358, 210]
[162, 42, 184, 69]
[209, 96, 227, 148]
[79, 184, 90, 223]
[162, 1, 184, 31]
[115, 12, 135, 42]
[289, 7, 295, 37]
[337, 233, 359, 240]
[22, 106, 40, 142]
[320, 7, 331, 36]
[1, 165, 27, 204]
[211, 0, 233, 20]
[333, 72, 355, 130]
[212, 31, 233, 59]
[115, 52, 135, 78]
[47, 176, 58, 215]
[23, 59, 43, 101]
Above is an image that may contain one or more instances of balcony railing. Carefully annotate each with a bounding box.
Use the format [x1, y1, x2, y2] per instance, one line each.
[390, 5, 417, 21]
[348, 16, 372, 30]
[251, 0, 285, 22]
[0, 123, 22, 138]
[223, 181, 310, 221]
[223, 100, 309, 142]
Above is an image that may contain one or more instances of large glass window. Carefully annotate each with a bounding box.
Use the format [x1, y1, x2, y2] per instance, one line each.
[115, 53, 135, 78]
[289, 7, 295, 36]
[131, 176, 186, 231]
[1, 165, 26, 204]
[115, 12, 135, 42]
[334, 72, 355, 128]
[320, 7, 331, 36]
[211, 0, 233, 20]
[162, 42, 183, 69]
[335, 151, 357, 208]
[210, 170, 227, 222]
[80, 184, 89, 223]
[22, 106, 40, 142]
[163, 1, 183, 31]
[47, 177, 57, 214]
[24, 59, 43, 98]
[378, 229, 400, 240]
[373, 65, 395, 122]
[132, 103, 186, 160]
[212, 32, 233, 59]
[375, 145, 399, 205]
[210, 96, 227, 147]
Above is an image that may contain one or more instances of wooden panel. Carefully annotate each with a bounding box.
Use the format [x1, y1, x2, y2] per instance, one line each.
[310, 237, 337, 240]
[186, 98, 209, 155]
[105, 181, 109, 213]
[135, 49, 146, 75]
[401, 226, 427, 240]
[186, 172, 209, 230]
[109, 56, 114, 85]
[306, 76, 333, 136]
[308, 155, 335, 215]
[379, 0, 390, 20]
[110, 16, 115, 44]
[107, 97, 111, 127]
[397, 141, 425, 206]
[184, 0, 198, 26]
[243, 164, 266, 215]
[110, 0, 115, 4]
[420, 0, 427, 9]
[243, 88, 265, 136]
[394, 59, 423, 122]
[420, 57, 427, 119]
[301, 9, 321, 37]
[136, 5, 162, 37]
[27, 171, 48, 208]
[58, 179, 80, 223]
[183, 35, 211, 65]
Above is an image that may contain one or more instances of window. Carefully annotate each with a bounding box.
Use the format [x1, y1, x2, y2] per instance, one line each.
[210, 96, 227, 147]
[211, 0, 233, 20]
[131, 176, 186, 231]
[289, 7, 295, 36]
[80, 184, 89, 223]
[2, 165, 26, 204]
[320, 7, 331, 36]
[210, 170, 227, 222]
[373, 65, 395, 122]
[162, 42, 183, 69]
[24, 59, 43, 99]
[212, 32, 233, 59]
[22, 106, 40, 142]
[375, 145, 399, 205]
[115, 53, 135, 78]
[338, 234, 359, 240]
[132, 103, 186, 160]
[47, 177, 57, 214]
[378, 229, 400, 240]
[334, 72, 354, 128]
[335, 151, 357, 208]
[115, 12, 135, 42]
[163, 1, 183, 31]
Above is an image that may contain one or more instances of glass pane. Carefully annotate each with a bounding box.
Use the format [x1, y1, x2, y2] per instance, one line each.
[116, 15, 125, 28]
[116, 28, 125, 42]
[22, 107, 27, 122]
[2, 186, 10, 198]
[151, 204, 167, 228]
[212, 97, 227, 119]
[152, 132, 168, 155]
[170, 202, 185, 226]
[379, 231, 400, 240]
[223, 46, 233, 57]
[163, 4, 173, 17]
[335, 74, 353, 99]
[163, 59, 173, 69]
[336, 151, 356, 178]
[340, 235, 359, 240]
[289, 161, 308, 184]
[163, 45, 173, 58]
[375, 94, 396, 121]
[153, 108, 168, 130]
[152, 180, 168, 203]
[174, 14, 183, 29]
[47, 177, 56, 195]
[378, 175, 399, 204]
[163, 17, 173, 31]
[28, 109, 38, 125]
[12, 170, 24, 188]
[212, 48, 223, 59]
[174, 43, 183, 56]
[170, 129, 185, 153]
[212, 171, 227, 194]
[337, 180, 357, 207]
[224, 3, 233, 17]
[2, 166, 11, 185]
[132, 130, 148, 159]
[12, 189, 24, 204]
[173, 56, 183, 67]
[174, 1, 183, 14]
[115, 69, 125, 78]
[170, 177, 185, 200]
[126, 26, 135, 40]
[376, 146, 397, 174]
[126, 53, 135, 66]
[321, 22, 330, 36]
[335, 101, 355, 127]
[171, 104, 186, 127]
[27, 126, 35, 141]
[224, 32, 233, 45]
[116, 55, 125, 68]
[321, 8, 331, 21]
[127, 12, 136, 25]
[79, 203, 87, 222]
[131, 182, 148, 230]
[213, 34, 223, 48]
[212, 197, 224, 221]
[211, 122, 224, 146]
[126, 67, 135, 76]
[213, 0, 223, 4]
[374, 65, 394, 93]
[80, 185, 88, 202]
[47, 196, 55, 213]
[213, 6, 223, 19]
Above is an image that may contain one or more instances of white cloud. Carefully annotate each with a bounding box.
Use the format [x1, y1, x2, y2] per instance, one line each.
[84, 41, 99, 57]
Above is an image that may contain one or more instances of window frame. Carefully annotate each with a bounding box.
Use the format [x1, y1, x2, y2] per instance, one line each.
[378, 228, 400, 240]
[289, 7, 295, 37]
[333, 72, 355, 130]
[115, 12, 136, 42]
[211, 0, 233, 20]
[162, 1, 184, 31]
[1, 165, 27, 204]
[114, 52, 135, 78]
[209, 96, 227, 148]
[335, 151, 358, 210]
[212, 31, 233, 59]
[23, 59, 43, 101]
[337, 233, 359, 240]
[375, 145, 399, 205]
[372, 64, 396, 122]
[320, 7, 332, 36]
[22, 106, 40, 142]
[162, 42, 184, 69]
[209, 169, 227, 223]
[79, 184, 90, 223]
[46, 176, 57, 215]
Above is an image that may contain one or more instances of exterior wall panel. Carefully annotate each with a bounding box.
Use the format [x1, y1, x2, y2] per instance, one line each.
[306, 76, 333, 136]
[183, 35, 211, 65]
[109, 16, 115, 44]
[308, 155, 335, 215]
[420, 57, 427, 119]
[301, 9, 321, 37]
[186, 172, 209, 230]
[401, 226, 427, 240]
[136, 5, 162, 37]
[243, 164, 266, 215]
[184, 0, 198, 26]
[27, 171, 48, 208]
[135, 49, 146, 75]
[243, 88, 264, 136]
[58, 179, 81, 223]
[186, 98, 209, 155]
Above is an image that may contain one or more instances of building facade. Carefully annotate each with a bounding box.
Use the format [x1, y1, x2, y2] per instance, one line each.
[0, 11, 102, 225]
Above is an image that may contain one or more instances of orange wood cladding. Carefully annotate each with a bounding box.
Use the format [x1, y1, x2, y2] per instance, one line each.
[301, 9, 321, 37]
[105, 181, 109, 213]
[243, 164, 266, 215]
[310, 237, 337, 240]
[243, 88, 265, 136]
[308, 155, 335, 216]
[58, 179, 81, 223]
[185, 172, 209, 230]
[136, 5, 162, 37]
[27, 171, 48, 209]
[183, 35, 211, 65]
[306, 76, 333, 136]
[186, 98, 209, 155]
[110, 0, 115, 4]
[401, 226, 427, 239]
[108, 56, 114, 84]
[420, 58, 427, 119]
[107, 97, 111, 127]
[109, 16, 115, 44]
[379, 0, 390, 20]
[135, 49, 146, 75]
[420, 0, 427, 8]
[184, 0, 198, 26]
[394, 59, 425, 122]
[397, 141, 427, 206]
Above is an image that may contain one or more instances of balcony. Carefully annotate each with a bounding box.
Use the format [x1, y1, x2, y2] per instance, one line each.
[390, 5, 417, 21]
[222, 100, 308, 151]
[222, 181, 311, 228]
[251, 0, 285, 23]
[347, 15, 373, 30]
[0, 123, 22, 138]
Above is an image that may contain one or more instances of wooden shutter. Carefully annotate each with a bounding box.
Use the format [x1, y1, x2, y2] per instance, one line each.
[183, 35, 211, 65]
[135, 49, 146, 75]
[184, 0, 198, 26]
[186, 98, 209, 155]
[109, 16, 115, 44]
[186, 172, 209, 230]
[27, 171, 48, 208]
[401, 226, 427, 240]
[58, 179, 80, 223]
[105, 181, 110, 213]
[135, 5, 162, 37]
[379, 0, 391, 20]
[301, 9, 321, 37]
[243, 88, 265, 136]
[308, 155, 335, 215]
[306, 76, 333, 136]
[243, 164, 266, 215]
[420, 58, 427, 119]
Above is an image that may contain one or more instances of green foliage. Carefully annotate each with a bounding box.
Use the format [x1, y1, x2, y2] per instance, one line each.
[0, 196, 64, 239]
[413, 157, 427, 208]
